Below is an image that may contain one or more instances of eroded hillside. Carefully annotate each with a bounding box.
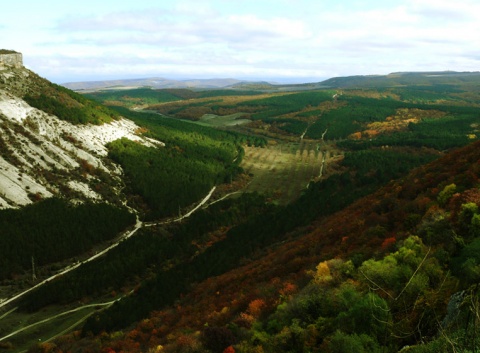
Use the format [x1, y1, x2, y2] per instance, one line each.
[0, 65, 160, 208]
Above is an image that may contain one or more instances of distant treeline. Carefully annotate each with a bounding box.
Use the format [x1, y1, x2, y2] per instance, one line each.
[240, 91, 334, 120]
[223, 93, 479, 146]
[85, 87, 264, 108]
[300, 96, 479, 146]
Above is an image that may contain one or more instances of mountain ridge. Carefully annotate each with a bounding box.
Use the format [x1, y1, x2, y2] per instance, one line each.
[62, 77, 260, 91]
[320, 70, 480, 88]
[61, 70, 480, 92]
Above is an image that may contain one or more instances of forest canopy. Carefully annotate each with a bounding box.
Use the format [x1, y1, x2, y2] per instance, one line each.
[0, 198, 135, 280]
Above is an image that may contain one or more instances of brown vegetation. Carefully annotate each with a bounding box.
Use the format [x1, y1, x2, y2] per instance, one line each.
[86, 140, 480, 352]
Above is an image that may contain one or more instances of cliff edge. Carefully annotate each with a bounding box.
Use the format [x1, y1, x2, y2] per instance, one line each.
[0, 49, 23, 69]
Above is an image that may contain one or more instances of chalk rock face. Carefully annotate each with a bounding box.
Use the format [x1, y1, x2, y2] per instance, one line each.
[0, 89, 126, 209]
[0, 50, 23, 69]
[0, 51, 164, 209]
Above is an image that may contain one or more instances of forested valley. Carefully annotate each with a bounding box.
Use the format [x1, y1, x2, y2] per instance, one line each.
[0, 199, 134, 281]
[1, 73, 480, 353]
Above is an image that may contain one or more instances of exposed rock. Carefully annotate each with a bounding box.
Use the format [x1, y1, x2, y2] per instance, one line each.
[0, 49, 23, 69]
[0, 58, 164, 209]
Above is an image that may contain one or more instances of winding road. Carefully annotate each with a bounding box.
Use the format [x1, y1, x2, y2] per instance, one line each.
[0, 301, 116, 342]
[0, 220, 143, 310]
[0, 187, 219, 347]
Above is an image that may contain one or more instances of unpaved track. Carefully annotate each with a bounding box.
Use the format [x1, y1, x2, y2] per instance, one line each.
[0, 187, 218, 349]
[0, 219, 142, 310]
[0, 301, 116, 342]
[0, 187, 216, 310]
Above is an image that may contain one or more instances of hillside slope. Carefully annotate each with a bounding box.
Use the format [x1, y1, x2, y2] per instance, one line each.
[3, 63, 479, 352]
[75, 140, 480, 352]
[320, 70, 480, 88]
[0, 63, 160, 208]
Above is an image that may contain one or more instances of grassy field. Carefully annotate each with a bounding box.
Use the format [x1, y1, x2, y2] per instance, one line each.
[240, 140, 343, 205]
[197, 113, 251, 127]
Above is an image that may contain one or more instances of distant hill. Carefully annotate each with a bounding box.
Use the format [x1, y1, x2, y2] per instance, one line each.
[63, 71, 480, 93]
[320, 70, 480, 88]
[62, 77, 262, 91]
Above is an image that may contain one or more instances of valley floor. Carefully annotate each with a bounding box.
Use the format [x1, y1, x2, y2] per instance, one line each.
[241, 140, 343, 205]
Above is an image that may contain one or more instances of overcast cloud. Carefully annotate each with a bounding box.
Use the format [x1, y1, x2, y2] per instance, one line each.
[1, 0, 479, 83]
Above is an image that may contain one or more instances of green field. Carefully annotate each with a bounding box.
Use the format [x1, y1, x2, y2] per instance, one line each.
[241, 141, 343, 205]
[197, 113, 251, 127]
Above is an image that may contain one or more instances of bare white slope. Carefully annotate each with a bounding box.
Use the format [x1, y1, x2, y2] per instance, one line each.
[0, 89, 162, 208]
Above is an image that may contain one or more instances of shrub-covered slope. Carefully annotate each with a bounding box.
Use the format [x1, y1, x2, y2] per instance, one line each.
[69, 140, 480, 353]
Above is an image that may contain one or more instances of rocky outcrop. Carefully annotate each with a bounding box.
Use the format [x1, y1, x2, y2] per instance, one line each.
[0, 61, 164, 209]
[0, 50, 23, 69]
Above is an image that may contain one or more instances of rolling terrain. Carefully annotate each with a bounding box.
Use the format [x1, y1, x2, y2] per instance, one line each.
[62, 77, 266, 91]
[0, 62, 479, 353]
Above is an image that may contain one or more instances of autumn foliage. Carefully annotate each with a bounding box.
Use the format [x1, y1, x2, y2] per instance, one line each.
[93, 140, 480, 353]
[31, 105, 480, 352]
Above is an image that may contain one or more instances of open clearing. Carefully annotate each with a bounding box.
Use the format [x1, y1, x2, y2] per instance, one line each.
[240, 140, 343, 205]
[198, 113, 251, 127]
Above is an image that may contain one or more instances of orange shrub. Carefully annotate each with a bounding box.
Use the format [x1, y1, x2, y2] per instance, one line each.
[247, 299, 266, 318]
[381, 236, 396, 250]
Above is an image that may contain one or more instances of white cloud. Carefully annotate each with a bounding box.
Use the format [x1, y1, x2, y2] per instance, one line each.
[57, 9, 173, 33]
[407, 0, 480, 21]
[56, 9, 310, 51]
[14, 0, 480, 82]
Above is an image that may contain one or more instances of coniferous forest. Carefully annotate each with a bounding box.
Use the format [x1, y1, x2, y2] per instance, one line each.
[0, 199, 134, 280]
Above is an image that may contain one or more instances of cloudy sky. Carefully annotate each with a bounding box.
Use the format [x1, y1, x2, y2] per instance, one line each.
[2, 0, 480, 83]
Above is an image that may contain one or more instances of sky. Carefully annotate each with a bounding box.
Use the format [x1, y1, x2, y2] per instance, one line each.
[2, 0, 480, 84]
